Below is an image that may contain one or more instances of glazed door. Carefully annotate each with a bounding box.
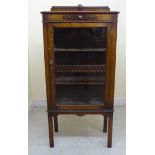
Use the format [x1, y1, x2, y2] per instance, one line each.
[48, 25, 110, 107]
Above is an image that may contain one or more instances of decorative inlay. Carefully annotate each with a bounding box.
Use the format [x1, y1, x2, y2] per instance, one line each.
[63, 14, 96, 21]
[51, 65, 106, 73]
[43, 20, 117, 23]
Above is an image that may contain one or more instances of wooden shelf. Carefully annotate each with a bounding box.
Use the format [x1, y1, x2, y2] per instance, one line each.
[56, 82, 104, 85]
[54, 48, 106, 52]
[56, 75, 104, 85]
[54, 65, 106, 73]
[56, 97, 104, 105]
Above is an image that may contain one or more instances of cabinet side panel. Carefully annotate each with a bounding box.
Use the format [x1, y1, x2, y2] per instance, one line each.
[43, 23, 52, 109]
[104, 26, 111, 108]
[108, 23, 118, 108]
[48, 27, 56, 108]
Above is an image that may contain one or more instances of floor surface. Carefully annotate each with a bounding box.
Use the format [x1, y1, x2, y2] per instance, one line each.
[29, 106, 126, 155]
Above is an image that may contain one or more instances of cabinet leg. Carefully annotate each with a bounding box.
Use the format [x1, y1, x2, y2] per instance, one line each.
[48, 114, 54, 147]
[103, 116, 107, 132]
[107, 115, 113, 148]
[54, 115, 58, 132]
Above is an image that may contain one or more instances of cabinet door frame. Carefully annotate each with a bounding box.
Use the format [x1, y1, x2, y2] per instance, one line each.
[45, 23, 116, 110]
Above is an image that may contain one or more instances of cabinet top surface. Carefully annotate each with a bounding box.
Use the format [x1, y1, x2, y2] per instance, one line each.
[41, 5, 119, 14]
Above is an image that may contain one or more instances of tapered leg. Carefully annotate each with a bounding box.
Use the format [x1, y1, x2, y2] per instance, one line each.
[103, 116, 107, 132]
[54, 115, 58, 132]
[107, 114, 113, 148]
[48, 114, 54, 147]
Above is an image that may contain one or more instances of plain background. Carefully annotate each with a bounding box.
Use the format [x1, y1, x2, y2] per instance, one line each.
[1, 0, 155, 155]
[28, 0, 126, 107]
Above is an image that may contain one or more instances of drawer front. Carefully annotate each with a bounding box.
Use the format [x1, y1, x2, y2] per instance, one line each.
[43, 13, 117, 23]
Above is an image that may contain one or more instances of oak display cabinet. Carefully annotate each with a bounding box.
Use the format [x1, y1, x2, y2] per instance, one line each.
[41, 5, 119, 148]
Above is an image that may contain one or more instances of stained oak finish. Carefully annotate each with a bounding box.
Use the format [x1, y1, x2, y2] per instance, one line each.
[54, 116, 58, 132]
[48, 113, 54, 147]
[103, 116, 108, 132]
[41, 5, 119, 148]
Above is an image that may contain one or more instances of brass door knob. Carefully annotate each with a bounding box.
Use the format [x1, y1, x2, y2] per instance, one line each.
[50, 60, 53, 66]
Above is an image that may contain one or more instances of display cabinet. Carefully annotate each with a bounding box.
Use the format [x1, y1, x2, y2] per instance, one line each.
[41, 5, 119, 148]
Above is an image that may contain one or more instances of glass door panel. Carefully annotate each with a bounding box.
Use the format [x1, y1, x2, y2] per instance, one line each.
[54, 28, 107, 49]
[53, 27, 107, 105]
